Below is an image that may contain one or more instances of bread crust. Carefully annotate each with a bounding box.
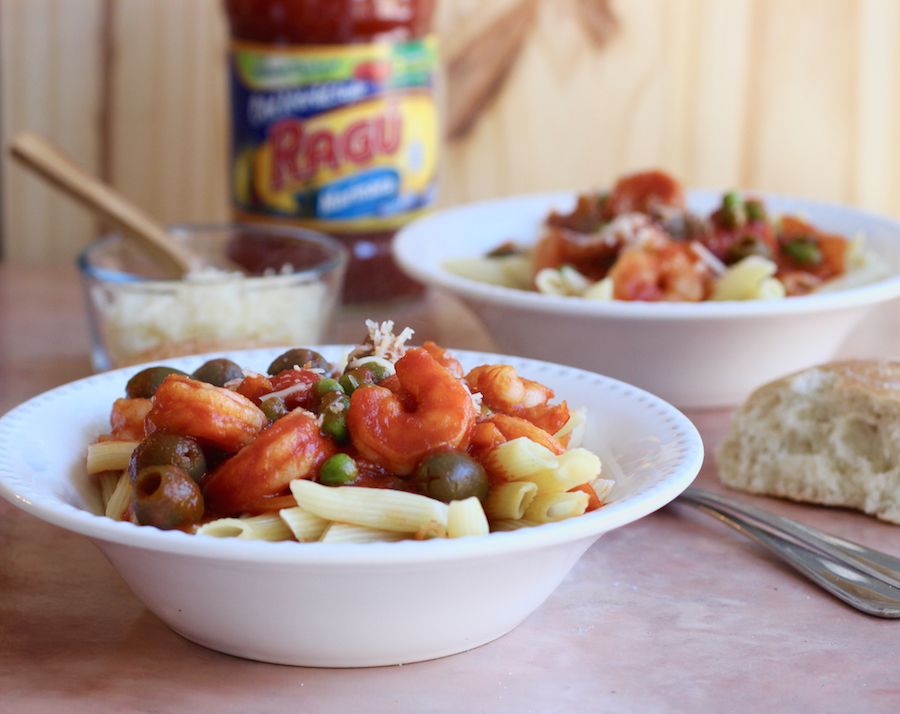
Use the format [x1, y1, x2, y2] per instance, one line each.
[715, 359, 900, 524]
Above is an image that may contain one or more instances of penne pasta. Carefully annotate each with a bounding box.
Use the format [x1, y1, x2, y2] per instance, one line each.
[413, 520, 447, 540]
[318, 523, 408, 544]
[484, 481, 538, 521]
[104, 471, 132, 521]
[489, 518, 541, 532]
[96, 470, 124, 510]
[279, 506, 330, 542]
[447, 497, 490, 538]
[485, 437, 559, 483]
[87, 440, 140, 474]
[534, 265, 591, 296]
[711, 256, 783, 301]
[581, 277, 613, 301]
[442, 255, 533, 290]
[526, 448, 601, 495]
[290, 479, 450, 533]
[523, 491, 590, 523]
[554, 407, 587, 449]
[197, 513, 295, 541]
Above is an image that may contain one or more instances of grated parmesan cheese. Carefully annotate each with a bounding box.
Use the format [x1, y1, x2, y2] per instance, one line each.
[89, 272, 334, 369]
[345, 320, 415, 366]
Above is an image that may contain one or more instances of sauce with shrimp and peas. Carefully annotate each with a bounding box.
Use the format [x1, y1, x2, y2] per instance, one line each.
[86, 322, 612, 543]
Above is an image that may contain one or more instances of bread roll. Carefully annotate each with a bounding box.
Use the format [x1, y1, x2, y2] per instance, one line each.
[715, 359, 900, 524]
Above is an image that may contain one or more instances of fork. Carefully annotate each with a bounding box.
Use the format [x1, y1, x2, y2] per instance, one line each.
[676, 487, 900, 618]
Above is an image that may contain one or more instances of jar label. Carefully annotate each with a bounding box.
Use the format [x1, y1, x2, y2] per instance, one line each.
[229, 36, 440, 233]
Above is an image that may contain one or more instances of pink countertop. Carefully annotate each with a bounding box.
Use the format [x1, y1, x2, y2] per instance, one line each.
[2, 262, 899, 713]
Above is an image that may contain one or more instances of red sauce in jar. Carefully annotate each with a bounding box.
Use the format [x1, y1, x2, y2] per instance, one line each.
[224, 0, 439, 303]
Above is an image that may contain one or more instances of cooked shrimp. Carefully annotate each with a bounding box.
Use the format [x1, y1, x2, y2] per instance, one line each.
[466, 364, 554, 413]
[146, 374, 267, 453]
[202, 408, 337, 516]
[482, 413, 566, 456]
[468, 421, 507, 464]
[465, 363, 569, 427]
[608, 238, 713, 302]
[605, 169, 685, 218]
[532, 214, 665, 282]
[346, 347, 478, 475]
[202, 408, 335, 516]
[421, 340, 465, 378]
[107, 398, 152, 441]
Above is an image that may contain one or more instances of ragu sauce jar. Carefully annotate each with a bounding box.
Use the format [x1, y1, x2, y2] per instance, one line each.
[224, 0, 439, 303]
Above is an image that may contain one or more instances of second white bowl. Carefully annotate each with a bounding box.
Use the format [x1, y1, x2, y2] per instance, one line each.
[394, 191, 900, 409]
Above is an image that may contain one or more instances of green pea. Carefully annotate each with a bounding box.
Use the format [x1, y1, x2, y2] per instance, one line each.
[720, 191, 746, 229]
[783, 237, 823, 266]
[125, 366, 187, 399]
[321, 411, 349, 443]
[313, 377, 344, 399]
[319, 453, 359, 486]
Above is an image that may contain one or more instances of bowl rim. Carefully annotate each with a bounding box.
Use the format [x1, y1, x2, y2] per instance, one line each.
[0, 347, 703, 566]
[77, 222, 349, 285]
[394, 189, 900, 320]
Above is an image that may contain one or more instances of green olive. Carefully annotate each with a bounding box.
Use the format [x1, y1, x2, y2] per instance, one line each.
[339, 367, 375, 395]
[260, 397, 288, 422]
[125, 366, 187, 399]
[412, 451, 490, 505]
[783, 236, 823, 266]
[267, 348, 330, 376]
[132, 464, 205, 529]
[319, 453, 359, 485]
[725, 234, 772, 264]
[318, 391, 350, 414]
[321, 411, 349, 443]
[190, 358, 244, 387]
[128, 431, 208, 484]
[356, 361, 391, 382]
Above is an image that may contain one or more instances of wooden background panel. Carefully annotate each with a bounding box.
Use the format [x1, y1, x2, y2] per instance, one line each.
[0, 0, 106, 260]
[109, 0, 230, 228]
[3, 0, 900, 263]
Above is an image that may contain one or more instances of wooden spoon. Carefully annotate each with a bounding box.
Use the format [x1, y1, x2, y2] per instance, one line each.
[8, 130, 209, 277]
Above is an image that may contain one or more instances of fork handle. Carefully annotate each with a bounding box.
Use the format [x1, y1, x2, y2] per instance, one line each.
[682, 499, 900, 617]
[680, 488, 900, 590]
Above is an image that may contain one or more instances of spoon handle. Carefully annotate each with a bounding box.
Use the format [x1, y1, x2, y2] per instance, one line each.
[8, 131, 195, 275]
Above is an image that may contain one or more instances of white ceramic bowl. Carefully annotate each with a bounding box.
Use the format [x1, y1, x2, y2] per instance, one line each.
[394, 191, 900, 409]
[0, 347, 702, 667]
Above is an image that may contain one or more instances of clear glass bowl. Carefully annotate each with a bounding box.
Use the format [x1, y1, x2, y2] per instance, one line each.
[78, 223, 348, 371]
